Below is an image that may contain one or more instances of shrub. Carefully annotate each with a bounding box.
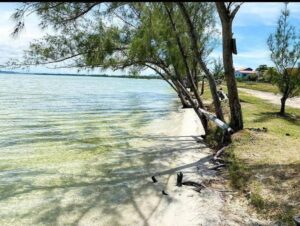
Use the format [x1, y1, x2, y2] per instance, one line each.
[263, 70, 273, 82]
[248, 73, 258, 81]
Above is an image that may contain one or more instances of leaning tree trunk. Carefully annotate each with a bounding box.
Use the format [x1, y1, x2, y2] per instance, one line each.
[200, 78, 205, 95]
[178, 91, 192, 108]
[176, 80, 208, 132]
[177, 2, 225, 122]
[164, 5, 209, 132]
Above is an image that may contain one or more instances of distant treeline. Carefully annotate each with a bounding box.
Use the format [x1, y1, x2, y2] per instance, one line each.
[0, 70, 161, 80]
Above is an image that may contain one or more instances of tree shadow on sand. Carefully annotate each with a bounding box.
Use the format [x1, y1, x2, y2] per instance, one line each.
[0, 135, 211, 226]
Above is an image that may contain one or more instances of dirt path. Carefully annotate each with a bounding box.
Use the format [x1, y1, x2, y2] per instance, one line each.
[238, 87, 300, 109]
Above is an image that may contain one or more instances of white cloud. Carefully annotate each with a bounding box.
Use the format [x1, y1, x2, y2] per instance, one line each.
[234, 2, 300, 27]
[233, 49, 274, 69]
[0, 5, 45, 65]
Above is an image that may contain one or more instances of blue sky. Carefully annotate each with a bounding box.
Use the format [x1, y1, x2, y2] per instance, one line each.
[0, 2, 300, 75]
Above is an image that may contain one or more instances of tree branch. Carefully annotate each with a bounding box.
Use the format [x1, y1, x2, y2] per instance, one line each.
[61, 3, 101, 23]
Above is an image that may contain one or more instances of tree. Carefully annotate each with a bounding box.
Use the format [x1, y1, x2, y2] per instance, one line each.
[256, 64, 268, 73]
[256, 64, 268, 81]
[267, 3, 300, 115]
[176, 2, 225, 123]
[263, 67, 276, 82]
[215, 2, 244, 132]
[212, 58, 225, 82]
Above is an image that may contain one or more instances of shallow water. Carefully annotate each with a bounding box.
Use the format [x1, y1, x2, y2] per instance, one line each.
[0, 74, 186, 225]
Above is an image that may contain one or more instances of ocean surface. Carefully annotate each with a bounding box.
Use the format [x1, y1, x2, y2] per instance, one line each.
[0, 73, 181, 225]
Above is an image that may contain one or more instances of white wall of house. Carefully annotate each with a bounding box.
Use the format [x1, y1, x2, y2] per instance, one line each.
[235, 71, 249, 79]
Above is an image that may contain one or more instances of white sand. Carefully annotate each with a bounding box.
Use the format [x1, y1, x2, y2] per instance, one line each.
[82, 108, 268, 226]
[0, 108, 269, 226]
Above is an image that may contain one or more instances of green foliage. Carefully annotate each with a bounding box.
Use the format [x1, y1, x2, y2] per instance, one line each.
[250, 192, 266, 210]
[263, 67, 275, 82]
[211, 57, 224, 81]
[227, 149, 248, 190]
[256, 64, 269, 81]
[255, 64, 268, 73]
[248, 73, 258, 81]
[266, 67, 300, 97]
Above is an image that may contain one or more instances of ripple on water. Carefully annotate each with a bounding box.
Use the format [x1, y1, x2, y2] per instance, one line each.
[0, 74, 182, 225]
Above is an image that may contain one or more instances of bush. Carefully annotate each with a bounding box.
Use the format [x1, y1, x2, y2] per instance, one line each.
[236, 77, 244, 82]
[248, 73, 258, 81]
[263, 70, 272, 82]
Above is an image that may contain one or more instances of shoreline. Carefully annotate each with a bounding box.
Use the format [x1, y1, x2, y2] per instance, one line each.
[0, 108, 268, 225]
[91, 108, 268, 226]
[0, 71, 161, 80]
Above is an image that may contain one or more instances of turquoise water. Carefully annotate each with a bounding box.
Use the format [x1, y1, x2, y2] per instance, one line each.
[0, 74, 180, 225]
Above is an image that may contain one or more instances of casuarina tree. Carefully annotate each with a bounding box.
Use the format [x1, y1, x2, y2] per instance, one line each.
[267, 3, 300, 115]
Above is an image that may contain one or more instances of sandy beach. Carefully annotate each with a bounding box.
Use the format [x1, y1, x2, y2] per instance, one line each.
[0, 107, 268, 226]
[73, 108, 267, 226]
[100, 108, 268, 226]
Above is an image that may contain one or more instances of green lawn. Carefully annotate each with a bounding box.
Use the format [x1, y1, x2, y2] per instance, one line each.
[199, 83, 300, 225]
[227, 92, 300, 225]
[237, 81, 279, 94]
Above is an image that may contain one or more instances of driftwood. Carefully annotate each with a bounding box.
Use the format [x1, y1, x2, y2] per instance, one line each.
[151, 176, 158, 183]
[176, 172, 183, 187]
[182, 181, 205, 189]
[162, 190, 168, 196]
[246, 127, 268, 133]
[176, 172, 206, 192]
[208, 164, 226, 171]
[213, 145, 229, 161]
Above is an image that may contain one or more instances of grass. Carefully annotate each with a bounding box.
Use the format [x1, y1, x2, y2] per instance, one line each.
[237, 81, 279, 94]
[199, 82, 300, 225]
[227, 92, 300, 225]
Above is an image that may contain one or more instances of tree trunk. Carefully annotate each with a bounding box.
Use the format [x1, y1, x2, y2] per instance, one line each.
[200, 78, 205, 95]
[280, 70, 290, 115]
[280, 96, 287, 115]
[219, 16, 243, 131]
[178, 91, 192, 108]
[280, 82, 289, 115]
[177, 2, 225, 122]
[164, 5, 209, 133]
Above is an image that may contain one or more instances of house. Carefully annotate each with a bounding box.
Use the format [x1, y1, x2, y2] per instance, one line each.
[235, 67, 258, 80]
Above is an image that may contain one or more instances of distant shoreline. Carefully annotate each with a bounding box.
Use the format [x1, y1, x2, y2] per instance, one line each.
[0, 70, 161, 80]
